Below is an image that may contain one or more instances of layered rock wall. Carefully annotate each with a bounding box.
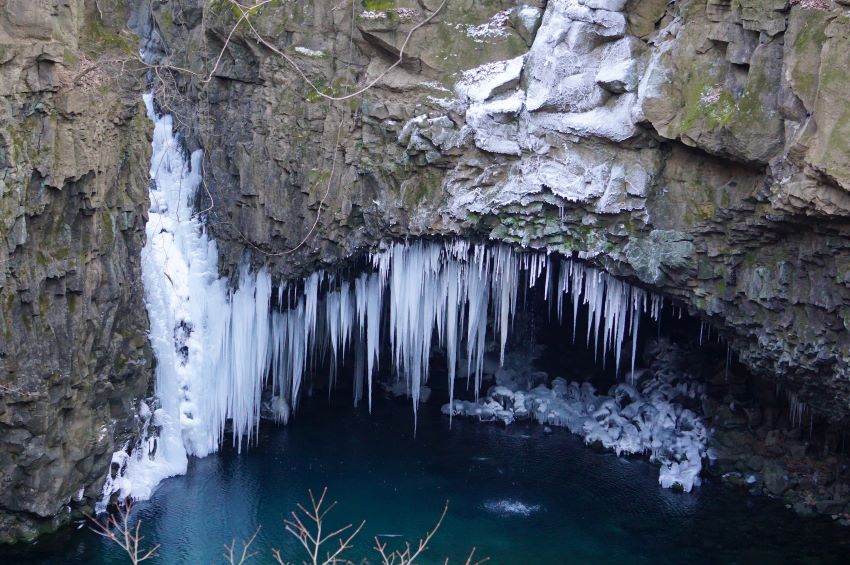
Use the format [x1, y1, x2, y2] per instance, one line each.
[0, 0, 150, 541]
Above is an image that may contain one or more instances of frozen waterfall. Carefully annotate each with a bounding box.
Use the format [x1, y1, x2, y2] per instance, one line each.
[99, 95, 273, 508]
[100, 98, 670, 509]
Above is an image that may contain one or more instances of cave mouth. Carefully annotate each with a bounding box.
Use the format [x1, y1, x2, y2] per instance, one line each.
[250, 238, 850, 495]
[243, 239, 726, 492]
[290, 248, 728, 401]
[270, 239, 713, 410]
[261, 239, 673, 418]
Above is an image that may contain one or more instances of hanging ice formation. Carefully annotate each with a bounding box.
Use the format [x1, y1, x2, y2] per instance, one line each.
[264, 241, 663, 425]
[99, 95, 274, 508]
[100, 97, 666, 508]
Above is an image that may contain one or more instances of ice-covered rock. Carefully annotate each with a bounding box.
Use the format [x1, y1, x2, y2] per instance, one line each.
[512, 5, 543, 43]
[444, 0, 655, 221]
[443, 341, 710, 492]
[261, 396, 290, 425]
[466, 92, 526, 156]
[455, 56, 525, 103]
[595, 38, 644, 94]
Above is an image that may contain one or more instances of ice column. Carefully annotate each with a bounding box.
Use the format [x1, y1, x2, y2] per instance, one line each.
[100, 97, 275, 508]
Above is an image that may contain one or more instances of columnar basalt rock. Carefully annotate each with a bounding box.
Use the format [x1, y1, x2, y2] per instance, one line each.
[0, 0, 151, 542]
[141, 0, 850, 425]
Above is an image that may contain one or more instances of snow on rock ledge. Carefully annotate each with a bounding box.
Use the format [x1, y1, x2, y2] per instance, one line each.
[434, 0, 655, 222]
[455, 56, 525, 103]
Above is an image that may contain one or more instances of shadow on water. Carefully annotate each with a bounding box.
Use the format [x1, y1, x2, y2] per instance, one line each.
[4, 394, 850, 564]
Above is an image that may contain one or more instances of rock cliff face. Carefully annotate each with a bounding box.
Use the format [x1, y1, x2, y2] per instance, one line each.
[3, 0, 850, 542]
[144, 0, 850, 423]
[0, 0, 151, 541]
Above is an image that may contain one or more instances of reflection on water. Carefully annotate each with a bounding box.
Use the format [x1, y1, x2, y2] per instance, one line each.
[4, 395, 850, 564]
[483, 500, 542, 516]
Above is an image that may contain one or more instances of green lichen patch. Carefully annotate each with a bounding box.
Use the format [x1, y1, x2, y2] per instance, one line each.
[362, 0, 396, 10]
[678, 62, 770, 139]
[159, 9, 174, 31]
[304, 79, 347, 103]
[699, 87, 737, 127]
[81, 17, 135, 57]
[787, 9, 830, 109]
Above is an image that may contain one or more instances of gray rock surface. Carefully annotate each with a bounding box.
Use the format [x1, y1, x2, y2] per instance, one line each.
[0, 0, 151, 542]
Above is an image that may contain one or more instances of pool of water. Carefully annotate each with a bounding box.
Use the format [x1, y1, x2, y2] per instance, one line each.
[4, 395, 850, 564]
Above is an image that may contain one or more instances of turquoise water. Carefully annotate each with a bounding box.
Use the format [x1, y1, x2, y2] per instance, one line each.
[4, 395, 850, 564]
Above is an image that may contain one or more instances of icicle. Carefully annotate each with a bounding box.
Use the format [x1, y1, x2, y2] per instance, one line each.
[353, 333, 365, 407]
[355, 272, 383, 412]
[556, 260, 567, 326]
[466, 246, 489, 398]
[629, 288, 644, 384]
[570, 260, 583, 341]
[492, 245, 519, 366]
[304, 272, 321, 354]
[589, 270, 605, 362]
[601, 278, 629, 375]
[650, 294, 663, 320]
[445, 260, 461, 426]
[787, 391, 806, 429]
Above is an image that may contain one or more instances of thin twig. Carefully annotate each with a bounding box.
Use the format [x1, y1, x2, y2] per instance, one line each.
[87, 501, 159, 565]
[375, 501, 450, 565]
[277, 487, 366, 565]
[224, 527, 261, 565]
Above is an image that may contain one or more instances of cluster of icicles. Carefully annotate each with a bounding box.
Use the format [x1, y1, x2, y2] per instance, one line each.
[269, 240, 663, 424]
[100, 97, 663, 508]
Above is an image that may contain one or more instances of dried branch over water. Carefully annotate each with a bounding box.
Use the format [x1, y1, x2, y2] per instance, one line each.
[88, 501, 159, 565]
[93, 489, 486, 564]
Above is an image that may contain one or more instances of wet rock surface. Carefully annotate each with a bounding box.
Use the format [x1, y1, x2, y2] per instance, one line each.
[0, 0, 151, 542]
[706, 363, 850, 526]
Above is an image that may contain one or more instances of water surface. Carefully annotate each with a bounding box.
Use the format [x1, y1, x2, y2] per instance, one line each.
[5, 396, 849, 564]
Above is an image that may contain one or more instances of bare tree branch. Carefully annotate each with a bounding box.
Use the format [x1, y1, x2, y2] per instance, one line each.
[276, 487, 365, 565]
[87, 501, 159, 565]
[236, 0, 449, 102]
[224, 527, 261, 565]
